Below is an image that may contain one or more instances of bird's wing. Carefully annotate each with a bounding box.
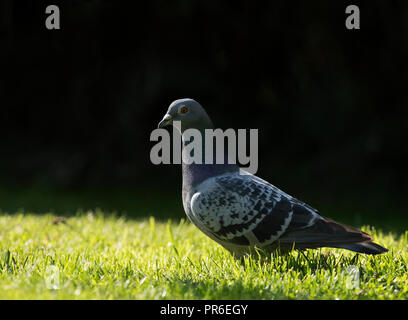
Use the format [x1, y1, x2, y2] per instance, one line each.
[190, 172, 322, 247]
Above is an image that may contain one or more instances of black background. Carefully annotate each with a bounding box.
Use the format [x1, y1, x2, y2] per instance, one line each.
[0, 0, 406, 220]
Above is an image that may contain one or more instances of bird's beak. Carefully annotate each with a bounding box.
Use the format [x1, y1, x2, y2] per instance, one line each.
[158, 114, 173, 128]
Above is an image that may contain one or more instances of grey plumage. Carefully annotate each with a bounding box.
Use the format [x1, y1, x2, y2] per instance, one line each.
[158, 98, 388, 258]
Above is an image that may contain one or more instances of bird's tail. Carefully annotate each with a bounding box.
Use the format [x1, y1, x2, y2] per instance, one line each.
[333, 242, 388, 255]
[278, 217, 388, 255]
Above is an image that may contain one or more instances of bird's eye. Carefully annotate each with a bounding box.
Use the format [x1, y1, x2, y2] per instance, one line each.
[179, 106, 189, 114]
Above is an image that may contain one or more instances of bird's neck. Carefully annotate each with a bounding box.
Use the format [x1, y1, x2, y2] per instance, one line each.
[181, 127, 239, 191]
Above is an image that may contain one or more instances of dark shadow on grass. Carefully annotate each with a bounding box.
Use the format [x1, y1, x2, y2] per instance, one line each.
[238, 247, 367, 276]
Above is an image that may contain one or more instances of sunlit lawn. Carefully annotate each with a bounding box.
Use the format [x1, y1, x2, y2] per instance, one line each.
[0, 211, 407, 299]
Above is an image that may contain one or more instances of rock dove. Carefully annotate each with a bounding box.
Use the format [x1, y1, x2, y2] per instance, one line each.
[158, 98, 388, 258]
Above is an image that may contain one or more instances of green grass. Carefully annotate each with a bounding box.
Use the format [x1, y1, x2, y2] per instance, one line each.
[0, 211, 407, 299]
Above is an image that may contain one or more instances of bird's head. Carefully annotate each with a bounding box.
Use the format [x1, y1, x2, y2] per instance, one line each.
[158, 98, 213, 132]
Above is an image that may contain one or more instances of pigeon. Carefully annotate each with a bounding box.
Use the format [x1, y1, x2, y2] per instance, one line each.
[158, 98, 388, 259]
